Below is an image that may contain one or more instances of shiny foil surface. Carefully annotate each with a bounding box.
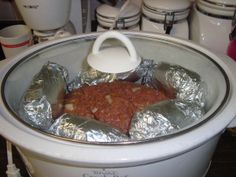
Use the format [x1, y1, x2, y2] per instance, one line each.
[18, 62, 68, 130]
[129, 100, 205, 140]
[48, 114, 128, 142]
[68, 65, 140, 91]
[153, 63, 207, 107]
[136, 59, 157, 84]
[68, 68, 116, 91]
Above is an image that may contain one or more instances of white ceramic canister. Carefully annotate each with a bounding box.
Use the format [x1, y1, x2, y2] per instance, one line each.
[96, 3, 141, 31]
[190, 0, 236, 54]
[141, 0, 191, 39]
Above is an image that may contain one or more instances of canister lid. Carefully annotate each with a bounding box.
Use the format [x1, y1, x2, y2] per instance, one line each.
[143, 0, 190, 12]
[96, 3, 141, 28]
[96, 3, 140, 20]
[204, 0, 236, 6]
[142, 0, 191, 22]
[197, 0, 236, 17]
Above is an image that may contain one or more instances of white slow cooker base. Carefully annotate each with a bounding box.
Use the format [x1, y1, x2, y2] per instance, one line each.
[22, 163, 211, 177]
[202, 161, 212, 177]
[17, 134, 220, 177]
[21, 158, 212, 177]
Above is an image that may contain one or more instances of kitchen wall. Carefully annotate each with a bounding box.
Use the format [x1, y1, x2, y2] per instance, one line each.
[0, 0, 22, 21]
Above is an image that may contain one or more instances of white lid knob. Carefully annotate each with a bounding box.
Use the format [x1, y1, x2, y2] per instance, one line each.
[87, 31, 141, 73]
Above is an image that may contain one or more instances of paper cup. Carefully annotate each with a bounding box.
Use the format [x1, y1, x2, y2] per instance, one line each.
[0, 24, 32, 58]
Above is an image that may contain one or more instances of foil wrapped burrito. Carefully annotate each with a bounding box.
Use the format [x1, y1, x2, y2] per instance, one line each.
[68, 68, 116, 91]
[48, 114, 128, 142]
[151, 63, 207, 107]
[68, 65, 139, 91]
[18, 62, 68, 130]
[129, 100, 205, 140]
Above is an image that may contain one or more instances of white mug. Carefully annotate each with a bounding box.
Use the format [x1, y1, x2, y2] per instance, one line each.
[0, 24, 32, 58]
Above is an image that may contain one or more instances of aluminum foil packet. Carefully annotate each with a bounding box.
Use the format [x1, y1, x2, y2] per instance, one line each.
[18, 62, 68, 130]
[141, 62, 207, 107]
[48, 114, 128, 142]
[135, 59, 157, 84]
[67, 67, 116, 91]
[129, 100, 205, 140]
[158, 63, 206, 107]
[67, 62, 141, 91]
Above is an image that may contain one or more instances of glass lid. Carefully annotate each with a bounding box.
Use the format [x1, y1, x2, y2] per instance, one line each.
[1, 32, 229, 144]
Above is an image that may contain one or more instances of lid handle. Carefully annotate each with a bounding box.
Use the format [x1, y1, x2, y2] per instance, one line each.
[92, 30, 138, 62]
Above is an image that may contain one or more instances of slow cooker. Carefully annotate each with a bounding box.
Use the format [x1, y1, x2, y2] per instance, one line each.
[0, 31, 236, 177]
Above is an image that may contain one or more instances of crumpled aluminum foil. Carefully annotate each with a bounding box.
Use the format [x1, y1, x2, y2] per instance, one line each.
[129, 100, 205, 140]
[67, 59, 162, 92]
[18, 62, 68, 130]
[67, 64, 140, 91]
[152, 63, 207, 107]
[136, 59, 157, 84]
[48, 114, 128, 142]
[67, 67, 116, 91]
[137, 61, 206, 107]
